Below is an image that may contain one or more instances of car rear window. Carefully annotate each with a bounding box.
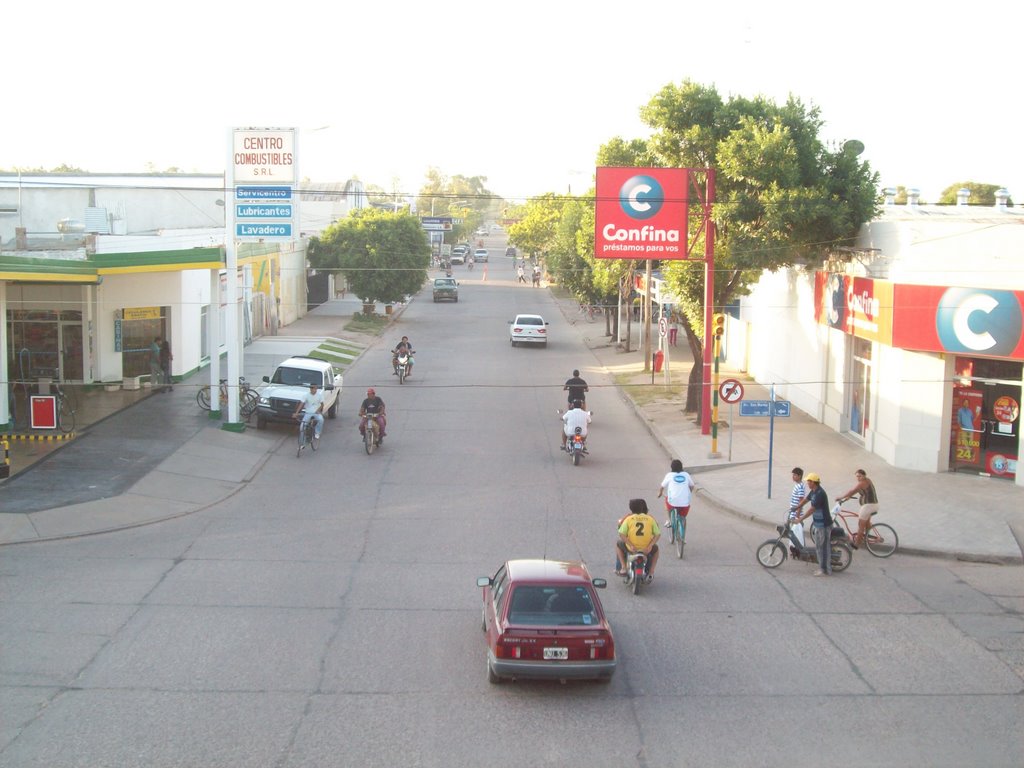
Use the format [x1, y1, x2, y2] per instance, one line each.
[507, 586, 597, 626]
[435, 279, 456, 287]
[517, 316, 543, 326]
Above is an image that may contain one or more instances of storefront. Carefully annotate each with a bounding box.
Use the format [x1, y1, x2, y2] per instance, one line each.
[817, 274, 1023, 482]
[116, 306, 168, 378]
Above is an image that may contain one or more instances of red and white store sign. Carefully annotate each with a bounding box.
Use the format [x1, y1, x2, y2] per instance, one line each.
[816, 274, 1024, 362]
[892, 285, 1024, 361]
[815, 273, 894, 343]
[594, 167, 689, 260]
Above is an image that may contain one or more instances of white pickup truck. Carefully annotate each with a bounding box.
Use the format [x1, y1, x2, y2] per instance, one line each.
[255, 355, 342, 429]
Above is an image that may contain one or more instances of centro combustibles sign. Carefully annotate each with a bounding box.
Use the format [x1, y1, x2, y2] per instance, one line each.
[595, 167, 689, 259]
[232, 129, 295, 183]
[232, 128, 296, 239]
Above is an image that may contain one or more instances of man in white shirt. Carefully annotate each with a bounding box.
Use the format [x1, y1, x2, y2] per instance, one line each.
[657, 459, 695, 527]
[560, 400, 591, 451]
[292, 382, 325, 440]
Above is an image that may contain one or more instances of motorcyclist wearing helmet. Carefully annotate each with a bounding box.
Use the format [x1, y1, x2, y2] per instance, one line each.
[392, 336, 415, 377]
[560, 398, 591, 451]
[359, 387, 387, 440]
[616, 498, 661, 580]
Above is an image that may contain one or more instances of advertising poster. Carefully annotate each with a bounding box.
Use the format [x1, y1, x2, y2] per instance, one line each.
[952, 388, 984, 467]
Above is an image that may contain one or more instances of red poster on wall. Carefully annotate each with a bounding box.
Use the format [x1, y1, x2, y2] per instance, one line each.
[951, 388, 984, 467]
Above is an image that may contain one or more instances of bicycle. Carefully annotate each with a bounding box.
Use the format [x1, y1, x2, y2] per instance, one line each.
[52, 380, 76, 434]
[666, 505, 687, 558]
[832, 500, 899, 557]
[197, 377, 259, 420]
[295, 413, 319, 457]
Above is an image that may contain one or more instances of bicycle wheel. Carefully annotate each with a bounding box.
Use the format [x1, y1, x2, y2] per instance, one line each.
[297, 423, 306, 457]
[310, 427, 318, 451]
[675, 516, 685, 559]
[667, 510, 676, 544]
[831, 542, 853, 572]
[365, 425, 375, 455]
[756, 540, 787, 568]
[865, 523, 898, 558]
[240, 390, 260, 420]
[57, 398, 76, 434]
[197, 386, 212, 410]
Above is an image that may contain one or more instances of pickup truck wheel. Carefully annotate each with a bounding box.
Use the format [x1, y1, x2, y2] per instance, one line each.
[327, 400, 338, 419]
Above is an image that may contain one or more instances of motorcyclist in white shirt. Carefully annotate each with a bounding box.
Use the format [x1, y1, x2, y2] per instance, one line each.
[560, 399, 592, 452]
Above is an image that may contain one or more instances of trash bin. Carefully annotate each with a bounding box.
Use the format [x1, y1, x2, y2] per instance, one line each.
[653, 350, 665, 373]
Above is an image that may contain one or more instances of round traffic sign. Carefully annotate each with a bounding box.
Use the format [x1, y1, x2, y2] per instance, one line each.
[719, 378, 744, 403]
[659, 317, 668, 337]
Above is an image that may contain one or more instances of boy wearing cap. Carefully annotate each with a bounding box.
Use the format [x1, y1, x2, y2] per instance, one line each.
[792, 472, 831, 576]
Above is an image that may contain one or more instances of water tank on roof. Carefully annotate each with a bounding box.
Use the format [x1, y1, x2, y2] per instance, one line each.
[56, 218, 85, 233]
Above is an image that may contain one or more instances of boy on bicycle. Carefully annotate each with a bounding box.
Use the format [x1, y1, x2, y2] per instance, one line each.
[657, 459, 694, 529]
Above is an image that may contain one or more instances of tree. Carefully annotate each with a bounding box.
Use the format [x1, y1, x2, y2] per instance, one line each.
[307, 208, 430, 306]
[415, 167, 501, 242]
[607, 80, 880, 414]
[937, 182, 1012, 206]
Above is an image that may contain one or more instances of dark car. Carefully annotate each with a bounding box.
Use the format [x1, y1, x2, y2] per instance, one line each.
[505, 246, 517, 258]
[477, 558, 615, 684]
[433, 277, 459, 302]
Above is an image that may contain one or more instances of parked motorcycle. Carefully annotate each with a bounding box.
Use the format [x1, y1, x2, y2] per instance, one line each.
[622, 550, 649, 595]
[756, 522, 852, 572]
[396, 353, 410, 385]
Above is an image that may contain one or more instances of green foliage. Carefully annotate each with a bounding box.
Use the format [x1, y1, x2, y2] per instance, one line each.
[416, 167, 502, 241]
[634, 81, 880, 314]
[309, 208, 430, 305]
[937, 182, 1011, 206]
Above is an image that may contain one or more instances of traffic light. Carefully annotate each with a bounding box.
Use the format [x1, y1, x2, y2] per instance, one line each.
[712, 313, 725, 338]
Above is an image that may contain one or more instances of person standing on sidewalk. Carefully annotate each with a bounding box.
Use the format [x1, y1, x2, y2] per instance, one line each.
[159, 339, 173, 392]
[148, 337, 162, 390]
[788, 467, 807, 547]
[792, 472, 831, 576]
[836, 469, 879, 550]
[668, 312, 679, 347]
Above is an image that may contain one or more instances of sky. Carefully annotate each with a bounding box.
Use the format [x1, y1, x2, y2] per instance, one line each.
[3, 1, 1021, 204]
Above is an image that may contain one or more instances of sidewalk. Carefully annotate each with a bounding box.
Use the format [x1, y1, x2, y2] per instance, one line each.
[0, 297, 383, 544]
[556, 292, 1024, 565]
[2, 289, 1022, 563]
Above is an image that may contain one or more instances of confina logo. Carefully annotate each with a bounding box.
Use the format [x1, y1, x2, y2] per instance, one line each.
[619, 175, 664, 220]
[936, 287, 1023, 356]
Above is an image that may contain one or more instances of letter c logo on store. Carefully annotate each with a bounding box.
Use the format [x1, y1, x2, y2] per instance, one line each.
[618, 175, 664, 220]
[936, 287, 1023, 356]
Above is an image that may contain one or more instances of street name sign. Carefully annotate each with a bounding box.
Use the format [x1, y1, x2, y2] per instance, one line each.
[739, 399, 791, 417]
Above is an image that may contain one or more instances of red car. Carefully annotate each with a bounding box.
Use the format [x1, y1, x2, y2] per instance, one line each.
[477, 558, 616, 684]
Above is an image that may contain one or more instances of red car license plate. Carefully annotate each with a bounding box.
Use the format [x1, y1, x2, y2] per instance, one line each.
[543, 647, 568, 660]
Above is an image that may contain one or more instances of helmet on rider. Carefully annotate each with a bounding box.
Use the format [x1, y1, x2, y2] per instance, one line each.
[628, 498, 648, 514]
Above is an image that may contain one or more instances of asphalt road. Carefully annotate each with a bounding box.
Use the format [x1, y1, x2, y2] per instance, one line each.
[2, 270, 1022, 767]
